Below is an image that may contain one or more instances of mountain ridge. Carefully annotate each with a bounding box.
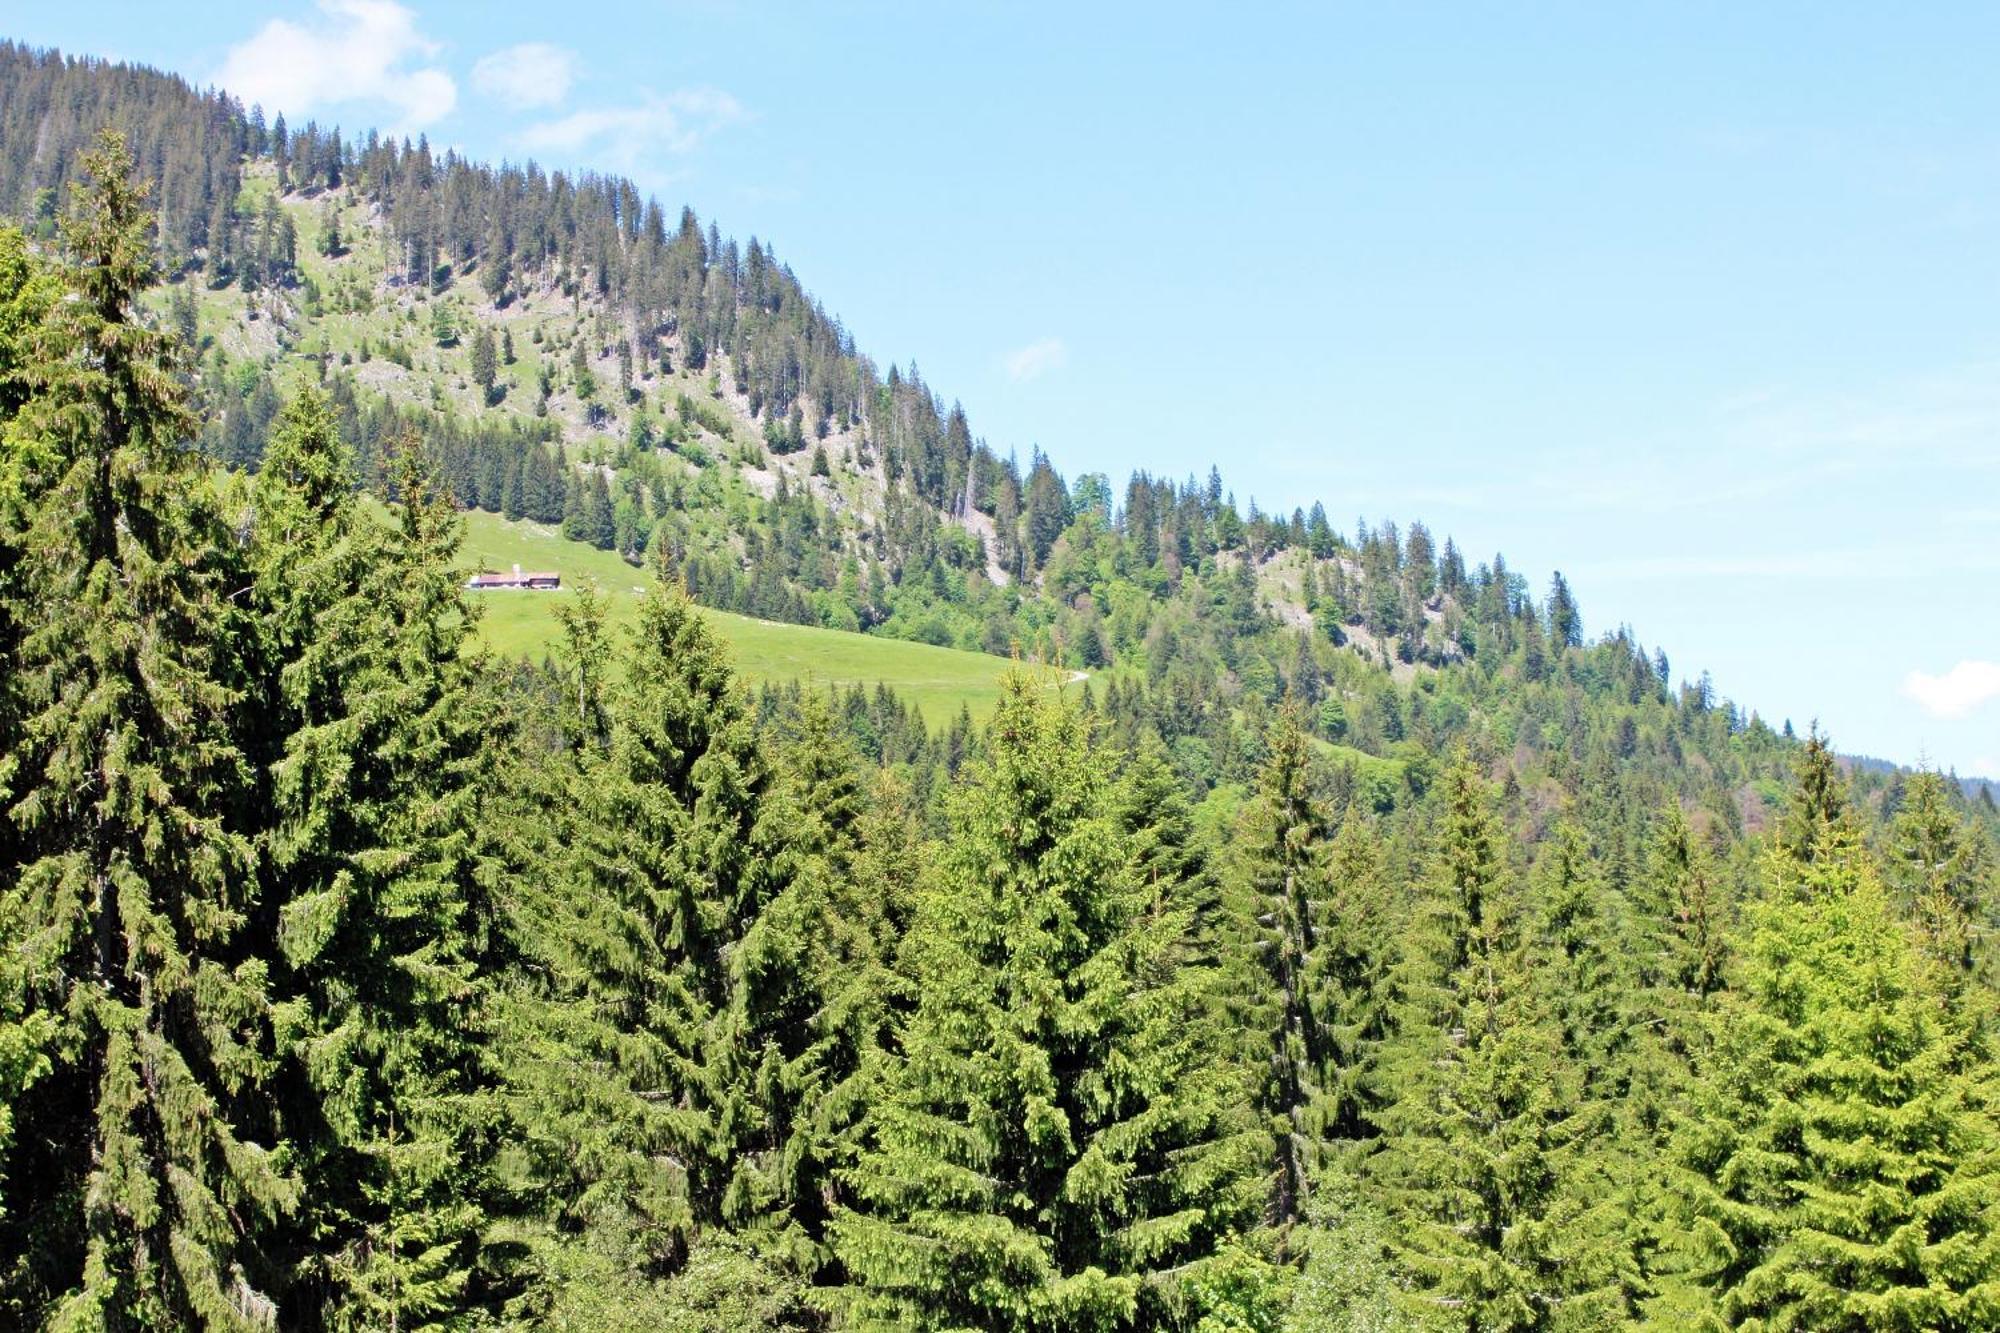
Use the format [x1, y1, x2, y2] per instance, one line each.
[0, 36, 1973, 817]
[3, 40, 2000, 1332]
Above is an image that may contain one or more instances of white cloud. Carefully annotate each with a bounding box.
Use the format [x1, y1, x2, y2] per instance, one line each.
[1903, 660, 2000, 720]
[471, 42, 578, 110]
[518, 90, 743, 169]
[1005, 337, 1067, 383]
[215, 0, 454, 131]
[1971, 757, 1999, 780]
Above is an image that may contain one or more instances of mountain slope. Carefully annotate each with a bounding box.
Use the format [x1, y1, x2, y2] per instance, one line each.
[4, 42, 2000, 1333]
[455, 507, 1059, 724]
[5, 39, 1991, 837]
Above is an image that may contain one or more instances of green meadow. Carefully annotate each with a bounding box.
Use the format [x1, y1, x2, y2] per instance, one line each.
[456, 509, 1044, 724]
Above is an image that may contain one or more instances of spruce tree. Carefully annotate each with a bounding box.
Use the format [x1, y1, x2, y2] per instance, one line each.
[1778, 725, 1851, 866]
[507, 578, 800, 1287]
[1617, 803, 1731, 1303]
[0, 227, 61, 1269]
[831, 675, 1258, 1330]
[710, 692, 889, 1273]
[1113, 733, 1221, 966]
[1888, 769, 1995, 993]
[1634, 803, 1728, 1017]
[0, 223, 60, 421]
[470, 326, 498, 404]
[1531, 823, 1625, 1089]
[1, 130, 297, 1328]
[1313, 814, 1397, 1146]
[806, 756, 926, 1283]
[249, 403, 511, 1329]
[1368, 756, 1626, 1329]
[1225, 704, 1341, 1243]
[721, 692, 907, 1278]
[548, 577, 612, 750]
[1649, 815, 2000, 1330]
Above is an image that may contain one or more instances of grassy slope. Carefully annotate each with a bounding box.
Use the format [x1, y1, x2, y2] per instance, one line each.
[457, 509, 1036, 724]
[186, 172, 1032, 724]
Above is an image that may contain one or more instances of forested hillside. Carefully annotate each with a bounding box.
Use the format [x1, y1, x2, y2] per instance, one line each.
[1, 44, 1998, 1333]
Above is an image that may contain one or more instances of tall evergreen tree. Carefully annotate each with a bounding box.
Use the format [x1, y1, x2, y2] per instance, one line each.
[506, 578, 801, 1292]
[0, 225, 62, 1274]
[469, 326, 498, 404]
[1778, 725, 1851, 866]
[1367, 755, 1626, 1329]
[1648, 807, 2000, 1330]
[1633, 803, 1729, 1018]
[1531, 824, 1624, 1089]
[1617, 801, 1733, 1302]
[1225, 704, 1341, 1244]
[248, 401, 512, 1329]
[831, 675, 1258, 1329]
[1112, 733, 1221, 967]
[1546, 572, 1581, 650]
[1888, 769, 1995, 993]
[1, 130, 297, 1328]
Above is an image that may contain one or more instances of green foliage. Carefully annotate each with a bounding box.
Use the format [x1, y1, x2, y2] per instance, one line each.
[1648, 772, 2000, 1330]
[1889, 768, 1995, 992]
[470, 325, 498, 402]
[1, 129, 297, 1328]
[831, 675, 1259, 1330]
[1283, 1182, 1402, 1333]
[1366, 755, 1628, 1329]
[1222, 704, 1389, 1246]
[252, 404, 513, 1330]
[504, 577, 815, 1291]
[1183, 1238, 1293, 1333]
[3, 53, 1999, 1333]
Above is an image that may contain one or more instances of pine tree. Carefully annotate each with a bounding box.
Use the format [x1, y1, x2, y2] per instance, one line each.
[548, 577, 612, 750]
[0, 223, 60, 422]
[726, 694, 888, 1269]
[559, 462, 588, 543]
[1616, 801, 1733, 1302]
[1779, 725, 1851, 865]
[1, 130, 297, 1328]
[1634, 803, 1728, 1015]
[1313, 814, 1397, 1145]
[0, 228, 62, 1241]
[1531, 824, 1624, 1089]
[1112, 733, 1220, 967]
[1648, 817, 2000, 1329]
[1888, 768, 1994, 992]
[1225, 704, 1342, 1244]
[316, 203, 343, 258]
[500, 453, 525, 522]
[1367, 755, 1626, 1329]
[806, 757, 926, 1275]
[248, 404, 511, 1329]
[469, 326, 498, 404]
[507, 578, 799, 1287]
[1545, 573, 1580, 650]
[583, 469, 616, 551]
[831, 675, 1258, 1329]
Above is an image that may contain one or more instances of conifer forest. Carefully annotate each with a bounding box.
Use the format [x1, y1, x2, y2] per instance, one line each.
[0, 39, 1997, 1333]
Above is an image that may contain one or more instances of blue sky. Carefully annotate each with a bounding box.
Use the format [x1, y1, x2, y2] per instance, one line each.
[16, 2, 2000, 775]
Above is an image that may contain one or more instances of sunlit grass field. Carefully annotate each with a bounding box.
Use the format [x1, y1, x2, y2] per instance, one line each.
[456, 509, 1048, 724]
